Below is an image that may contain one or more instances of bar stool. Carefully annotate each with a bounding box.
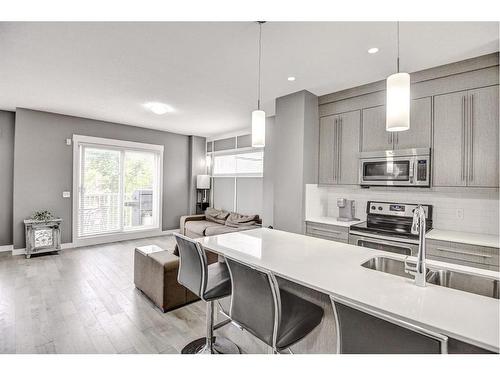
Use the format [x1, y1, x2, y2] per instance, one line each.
[174, 233, 240, 354]
[225, 258, 324, 354]
[330, 295, 448, 354]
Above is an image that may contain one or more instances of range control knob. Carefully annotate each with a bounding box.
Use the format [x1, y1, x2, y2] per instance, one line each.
[378, 206, 383, 211]
[371, 205, 376, 210]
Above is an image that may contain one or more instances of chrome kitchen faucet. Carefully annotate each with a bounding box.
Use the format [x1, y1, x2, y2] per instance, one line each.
[404, 205, 427, 287]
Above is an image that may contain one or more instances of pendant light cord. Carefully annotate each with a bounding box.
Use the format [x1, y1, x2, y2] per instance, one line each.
[257, 21, 263, 110]
[397, 21, 400, 73]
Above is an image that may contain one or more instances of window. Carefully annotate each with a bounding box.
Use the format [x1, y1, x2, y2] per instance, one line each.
[73, 135, 163, 243]
[212, 150, 263, 177]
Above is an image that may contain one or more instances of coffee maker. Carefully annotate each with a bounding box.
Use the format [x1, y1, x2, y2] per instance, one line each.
[337, 198, 358, 222]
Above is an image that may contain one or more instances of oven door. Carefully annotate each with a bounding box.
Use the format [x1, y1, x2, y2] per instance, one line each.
[349, 232, 419, 256]
[359, 156, 414, 186]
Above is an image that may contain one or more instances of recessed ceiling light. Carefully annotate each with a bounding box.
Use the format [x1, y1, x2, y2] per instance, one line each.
[143, 102, 173, 115]
[287, 76, 296, 81]
[368, 47, 379, 54]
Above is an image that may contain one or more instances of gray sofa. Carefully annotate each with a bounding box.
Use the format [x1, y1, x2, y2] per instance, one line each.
[180, 208, 261, 238]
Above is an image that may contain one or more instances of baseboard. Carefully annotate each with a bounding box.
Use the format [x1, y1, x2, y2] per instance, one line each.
[12, 248, 26, 256]
[162, 229, 179, 235]
[0, 244, 13, 253]
[11, 229, 180, 255]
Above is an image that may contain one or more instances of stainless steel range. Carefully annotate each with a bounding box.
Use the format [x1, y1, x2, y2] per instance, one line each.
[349, 201, 433, 256]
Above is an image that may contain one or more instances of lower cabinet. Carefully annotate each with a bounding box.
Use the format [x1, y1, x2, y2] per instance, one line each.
[426, 239, 499, 271]
[305, 222, 349, 243]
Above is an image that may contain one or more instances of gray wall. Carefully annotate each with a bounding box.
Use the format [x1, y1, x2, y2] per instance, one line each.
[13, 108, 199, 248]
[188, 136, 207, 214]
[0, 110, 15, 246]
[269, 90, 319, 233]
[262, 116, 275, 227]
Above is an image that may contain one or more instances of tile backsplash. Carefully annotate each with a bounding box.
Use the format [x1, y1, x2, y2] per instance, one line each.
[305, 184, 499, 235]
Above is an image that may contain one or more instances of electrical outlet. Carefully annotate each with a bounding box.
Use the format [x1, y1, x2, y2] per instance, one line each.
[62, 191, 71, 198]
[66, 138, 72, 145]
[456, 208, 464, 219]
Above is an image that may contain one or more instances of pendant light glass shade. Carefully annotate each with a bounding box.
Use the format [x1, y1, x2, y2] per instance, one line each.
[386, 72, 410, 132]
[251, 109, 266, 148]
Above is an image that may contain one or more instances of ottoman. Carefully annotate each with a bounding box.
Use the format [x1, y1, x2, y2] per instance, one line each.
[134, 245, 192, 312]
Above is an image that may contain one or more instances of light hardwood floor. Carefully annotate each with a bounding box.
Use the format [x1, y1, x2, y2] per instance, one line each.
[0, 235, 208, 354]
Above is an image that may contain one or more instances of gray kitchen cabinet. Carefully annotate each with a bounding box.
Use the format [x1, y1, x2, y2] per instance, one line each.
[305, 221, 349, 243]
[427, 239, 499, 271]
[468, 86, 499, 187]
[362, 100, 432, 152]
[361, 105, 390, 152]
[433, 91, 468, 187]
[433, 85, 499, 188]
[319, 115, 335, 184]
[337, 110, 361, 184]
[394, 97, 432, 149]
[319, 110, 360, 185]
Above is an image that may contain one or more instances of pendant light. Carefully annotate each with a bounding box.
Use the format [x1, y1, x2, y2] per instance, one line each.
[252, 21, 266, 148]
[386, 21, 410, 132]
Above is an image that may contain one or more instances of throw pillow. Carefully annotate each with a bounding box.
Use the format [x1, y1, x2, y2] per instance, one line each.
[205, 207, 230, 225]
[225, 212, 259, 228]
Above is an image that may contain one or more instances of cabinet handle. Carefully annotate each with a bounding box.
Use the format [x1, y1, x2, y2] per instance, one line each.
[469, 94, 474, 181]
[308, 227, 342, 236]
[333, 118, 337, 181]
[388, 132, 392, 145]
[338, 117, 342, 181]
[461, 95, 466, 181]
[435, 247, 492, 259]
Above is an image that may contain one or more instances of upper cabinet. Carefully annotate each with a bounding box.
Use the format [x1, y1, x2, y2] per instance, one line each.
[433, 91, 467, 187]
[361, 106, 389, 151]
[433, 85, 499, 188]
[319, 110, 360, 185]
[468, 86, 499, 187]
[361, 99, 432, 152]
[395, 97, 432, 149]
[319, 53, 499, 189]
[319, 115, 335, 185]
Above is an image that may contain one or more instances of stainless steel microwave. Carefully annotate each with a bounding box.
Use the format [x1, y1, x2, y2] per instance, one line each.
[359, 148, 431, 187]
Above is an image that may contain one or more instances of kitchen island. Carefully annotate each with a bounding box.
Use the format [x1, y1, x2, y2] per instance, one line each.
[198, 228, 500, 354]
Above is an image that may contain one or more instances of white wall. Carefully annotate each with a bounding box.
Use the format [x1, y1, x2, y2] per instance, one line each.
[306, 184, 499, 235]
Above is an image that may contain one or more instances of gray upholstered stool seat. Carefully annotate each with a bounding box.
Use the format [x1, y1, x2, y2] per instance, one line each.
[276, 289, 324, 350]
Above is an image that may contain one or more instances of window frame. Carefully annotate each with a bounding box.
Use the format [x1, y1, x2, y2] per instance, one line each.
[72, 135, 164, 247]
[210, 147, 264, 178]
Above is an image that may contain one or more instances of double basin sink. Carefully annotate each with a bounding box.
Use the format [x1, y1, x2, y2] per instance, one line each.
[362, 256, 499, 300]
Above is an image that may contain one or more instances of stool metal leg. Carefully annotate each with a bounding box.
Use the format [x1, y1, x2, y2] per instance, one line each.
[181, 300, 240, 354]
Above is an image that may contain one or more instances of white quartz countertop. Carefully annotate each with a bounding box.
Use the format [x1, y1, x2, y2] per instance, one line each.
[199, 228, 500, 352]
[305, 216, 362, 227]
[426, 229, 500, 248]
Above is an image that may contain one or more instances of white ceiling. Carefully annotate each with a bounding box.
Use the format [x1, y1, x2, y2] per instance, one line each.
[0, 22, 498, 137]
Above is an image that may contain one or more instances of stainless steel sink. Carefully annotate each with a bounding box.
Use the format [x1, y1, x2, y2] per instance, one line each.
[361, 257, 415, 279]
[426, 269, 499, 299]
[361, 256, 499, 299]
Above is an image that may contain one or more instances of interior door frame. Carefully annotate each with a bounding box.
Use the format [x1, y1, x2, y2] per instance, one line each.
[72, 134, 164, 247]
